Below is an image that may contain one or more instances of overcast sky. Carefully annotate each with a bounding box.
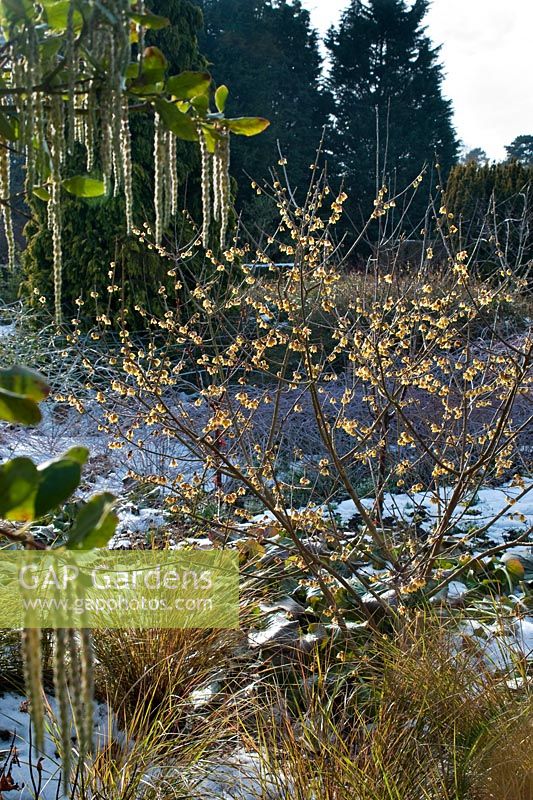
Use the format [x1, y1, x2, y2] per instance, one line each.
[301, 0, 533, 161]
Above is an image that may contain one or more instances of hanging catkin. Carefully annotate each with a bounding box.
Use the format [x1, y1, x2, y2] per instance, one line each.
[85, 89, 95, 173]
[216, 132, 230, 249]
[163, 131, 172, 230]
[53, 628, 71, 787]
[67, 629, 83, 736]
[65, 0, 76, 153]
[79, 628, 94, 759]
[100, 96, 112, 193]
[24, 24, 38, 192]
[168, 130, 178, 218]
[49, 98, 64, 325]
[153, 112, 165, 243]
[22, 628, 45, 752]
[0, 138, 15, 270]
[120, 96, 133, 234]
[199, 129, 211, 248]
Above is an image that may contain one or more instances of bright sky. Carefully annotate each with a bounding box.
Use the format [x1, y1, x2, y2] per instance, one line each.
[301, 0, 533, 161]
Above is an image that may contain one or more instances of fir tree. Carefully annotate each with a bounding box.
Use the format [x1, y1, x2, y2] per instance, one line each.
[326, 0, 458, 226]
[199, 0, 330, 232]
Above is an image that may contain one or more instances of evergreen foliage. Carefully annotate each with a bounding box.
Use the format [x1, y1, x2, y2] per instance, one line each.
[326, 0, 458, 226]
[199, 0, 330, 232]
[444, 160, 533, 275]
[22, 0, 204, 321]
[505, 135, 533, 166]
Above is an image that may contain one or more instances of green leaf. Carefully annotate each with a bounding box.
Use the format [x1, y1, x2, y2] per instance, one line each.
[154, 99, 198, 142]
[42, 0, 83, 30]
[0, 112, 16, 141]
[66, 493, 118, 550]
[225, 117, 270, 137]
[143, 46, 168, 72]
[215, 85, 229, 114]
[125, 63, 140, 80]
[200, 125, 219, 155]
[62, 176, 106, 198]
[0, 457, 38, 521]
[0, 389, 42, 425]
[130, 11, 169, 29]
[62, 446, 89, 466]
[166, 71, 211, 101]
[34, 452, 86, 517]
[32, 185, 51, 202]
[0, 366, 49, 402]
[191, 93, 209, 116]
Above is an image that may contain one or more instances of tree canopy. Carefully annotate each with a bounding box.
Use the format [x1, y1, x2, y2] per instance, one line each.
[505, 135, 533, 166]
[326, 0, 458, 226]
[199, 0, 330, 232]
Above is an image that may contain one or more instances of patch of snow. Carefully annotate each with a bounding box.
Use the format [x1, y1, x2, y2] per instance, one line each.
[0, 323, 16, 339]
[0, 692, 113, 800]
[447, 581, 468, 600]
[334, 480, 533, 542]
[183, 750, 286, 800]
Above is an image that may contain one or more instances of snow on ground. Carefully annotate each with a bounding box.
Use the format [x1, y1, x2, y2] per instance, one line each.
[0, 693, 113, 800]
[0, 323, 16, 340]
[0, 691, 288, 800]
[249, 478, 532, 547]
[182, 751, 286, 800]
[334, 481, 533, 543]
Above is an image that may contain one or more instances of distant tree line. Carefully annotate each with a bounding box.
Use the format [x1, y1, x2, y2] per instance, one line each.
[9, 0, 533, 315]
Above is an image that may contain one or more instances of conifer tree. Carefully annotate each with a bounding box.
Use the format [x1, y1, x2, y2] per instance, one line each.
[200, 0, 330, 231]
[326, 0, 458, 225]
[444, 160, 533, 275]
[505, 135, 533, 166]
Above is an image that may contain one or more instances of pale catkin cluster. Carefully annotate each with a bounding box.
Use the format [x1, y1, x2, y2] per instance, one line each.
[153, 115, 178, 243]
[214, 132, 231, 249]
[22, 628, 45, 752]
[200, 128, 231, 249]
[199, 128, 212, 248]
[121, 96, 133, 235]
[0, 0, 136, 319]
[49, 97, 64, 326]
[23, 626, 94, 788]
[153, 112, 165, 244]
[53, 628, 71, 783]
[0, 137, 15, 271]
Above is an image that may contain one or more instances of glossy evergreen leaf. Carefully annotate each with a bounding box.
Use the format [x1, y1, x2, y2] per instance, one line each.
[62, 176, 106, 197]
[166, 71, 211, 100]
[0, 389, 42, 425]
[0, 366, 49, 402]
[34, 452, 86, 517]
[66, 493, 118, 550]
[0, 457, 38, 521]
[130, 11, 169, 29]
[154, 99, 198, 141]
[32, 185, 51, 201]
[225, 117, 270, 136]
[215, 85, 229, 114]
[42, 0, 83, 31]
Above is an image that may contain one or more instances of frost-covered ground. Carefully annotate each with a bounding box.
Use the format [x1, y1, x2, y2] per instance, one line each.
[0, 693, 113, 800]
[0, 690, 288, 800]
[1, 317, 532, 798]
